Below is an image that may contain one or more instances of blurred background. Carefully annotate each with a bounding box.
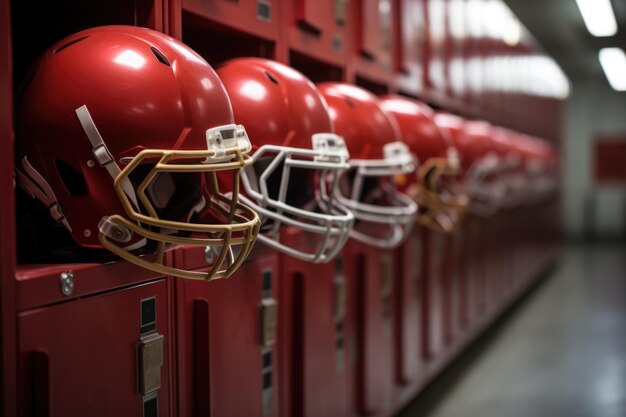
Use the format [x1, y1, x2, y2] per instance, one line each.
[504, 0, 626, 242]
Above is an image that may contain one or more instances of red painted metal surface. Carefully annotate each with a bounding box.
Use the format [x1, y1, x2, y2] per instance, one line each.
[174, 245, 279, 417]
[594, 138, 626, 184]
[349, 0, 395, 85]
[285, 0, 348, 67]
[394, 0, 427, 95]
[1, 1, 16, 414]
[278, 229, 351, 417]
[344, 239, 395, 417]
[17, 280, 172, 417]
[394, 230, 424, 385]
[182, 0, 279, 41]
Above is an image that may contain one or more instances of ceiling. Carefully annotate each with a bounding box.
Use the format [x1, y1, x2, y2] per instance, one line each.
[504, 0, 626, 82]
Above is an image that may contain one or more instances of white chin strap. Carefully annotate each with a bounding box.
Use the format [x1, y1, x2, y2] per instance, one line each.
[17, 156, 72, 232]
[75, 105, 140, 209]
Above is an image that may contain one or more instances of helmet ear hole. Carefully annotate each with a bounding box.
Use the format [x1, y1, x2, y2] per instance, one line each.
[55, 159, 88, 196]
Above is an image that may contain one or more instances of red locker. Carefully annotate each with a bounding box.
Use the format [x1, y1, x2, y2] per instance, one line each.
[174, 246, 280, 417]
[344, 240, 395, 416]
[285, 0, 349, 66]
[0, 2, 16, 414]
[421, 230, 446, 361]
[18, 280, 172, 417]
[278, 229, 351, 417]
[394, 230, 424, 385]
[425, 0, 448, 94]
[394, 0, 427, 95]
[182, 0, 279, 41]
[351, 0, 395, 84]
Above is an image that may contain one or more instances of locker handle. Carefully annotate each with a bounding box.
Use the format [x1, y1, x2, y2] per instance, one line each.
[192, 300, 210, 416]
[296, 19, 323, 36]
[138, 333, 164, 396]
[27, 351, 50, 417]
[359, 49, 376, 62]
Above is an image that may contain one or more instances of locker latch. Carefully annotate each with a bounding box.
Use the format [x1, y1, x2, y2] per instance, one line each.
[259, 298, 278, 349]
[138, 332, 164, 396]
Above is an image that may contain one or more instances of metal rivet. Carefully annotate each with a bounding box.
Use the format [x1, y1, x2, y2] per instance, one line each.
[87, 160, 95, 168]
[60, 272, 74, 296]
[84, 229, 91, 237]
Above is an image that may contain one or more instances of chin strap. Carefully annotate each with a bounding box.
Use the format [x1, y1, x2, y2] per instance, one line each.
[16, 156, 72, 232]
[75, 105, 140, 209]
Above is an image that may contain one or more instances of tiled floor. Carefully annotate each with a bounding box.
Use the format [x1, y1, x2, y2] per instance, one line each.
[399, 243, 626, 417]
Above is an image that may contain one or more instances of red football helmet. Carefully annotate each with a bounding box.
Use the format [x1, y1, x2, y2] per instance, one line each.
[216, 58, 353, 263]
[491, 127, 526, 208]
[514, 135, 558, 206]
[380, 95, 468, 233]
[317, 83, 417, 249]
[15, 26, 260, 280]
[435, 115, 503, 216]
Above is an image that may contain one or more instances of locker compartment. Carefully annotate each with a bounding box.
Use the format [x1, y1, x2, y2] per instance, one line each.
[174, 245, 279, 417]
[278, 230, 351, 417]
[446, 0, 466, 99]
[345, 240, 395, 416]
[289, 51, 344, 83]
[11, 0, 163, 87]
[182, 10, 276, 65]
[394, 230, 424, 385]
[182, 0, 279, 42]
[394, 0, 427, 95]
[285, 0, 349, 66]
[17, 280, 171, 417]
[351, 0, 395, 85]
[425, 0, 448, 94]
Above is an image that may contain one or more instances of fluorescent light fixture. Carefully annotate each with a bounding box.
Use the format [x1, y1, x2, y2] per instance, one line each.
[599, 48, 626, 91]
[575, 0, 617, 37]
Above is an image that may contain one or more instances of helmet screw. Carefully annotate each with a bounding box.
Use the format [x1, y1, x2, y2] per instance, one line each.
[60, 272, 74, 296]
[84, 229, 92, 237]
[87, 160, 95, 168]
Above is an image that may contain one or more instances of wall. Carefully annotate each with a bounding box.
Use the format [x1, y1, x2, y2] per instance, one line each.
[564, 78, 626, 240]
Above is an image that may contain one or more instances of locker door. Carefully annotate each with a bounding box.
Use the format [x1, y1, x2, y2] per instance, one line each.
[175, 249, 280, 417]
[395, 0, 427, 95]
[279, 230, 351, 417]
[183, 0, 279, 40]
[423, 231, 446, 360]
[353, 0, 394, 82]
[394, 230, 424, 384]
[346, 241, 395, 416]
[18, 280, 171, 417]
[288, 0, 348, 65]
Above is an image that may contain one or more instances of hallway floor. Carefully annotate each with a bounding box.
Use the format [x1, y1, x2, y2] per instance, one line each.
[399, 243, 626, 417]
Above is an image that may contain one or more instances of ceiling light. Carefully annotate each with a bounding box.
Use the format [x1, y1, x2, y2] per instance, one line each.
[575, 0, 617, 37]
[599, 48, 626, 91]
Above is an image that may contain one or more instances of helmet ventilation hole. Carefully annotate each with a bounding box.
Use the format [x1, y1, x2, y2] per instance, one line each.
[150, 47, 171, 66]
[55, 159, 88, 196]
[54, 36, 90, 54]
[265, 71, 279, 85]
[344, 98, 356, 109]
